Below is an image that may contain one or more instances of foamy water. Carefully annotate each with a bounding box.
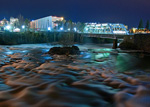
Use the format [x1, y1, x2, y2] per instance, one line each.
[0, 43, 150, 107]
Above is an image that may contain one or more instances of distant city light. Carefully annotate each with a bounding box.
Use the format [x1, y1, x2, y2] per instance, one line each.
[102, 24, 108, 26]
[74, 28, 77, 32]
[61, 17, 64, 20]
[113, 31, 126, 34]
[13, 28, 20, 32]
[60, 27, 63, 31]
[22, 25, 25, 29]
[48, 27, 51, 31]
[6, 25, 11, 30]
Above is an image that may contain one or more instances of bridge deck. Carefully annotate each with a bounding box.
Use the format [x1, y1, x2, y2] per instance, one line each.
[81, 33, 126, 39]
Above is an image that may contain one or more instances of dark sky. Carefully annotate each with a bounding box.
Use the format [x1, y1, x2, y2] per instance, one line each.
[0, 0, 150, 28]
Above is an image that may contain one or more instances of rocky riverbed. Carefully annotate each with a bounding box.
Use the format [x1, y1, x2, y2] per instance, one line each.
[0, 44, 150, 107]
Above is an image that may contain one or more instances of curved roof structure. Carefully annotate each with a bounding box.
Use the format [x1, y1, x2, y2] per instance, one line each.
[84, 23, 129, 35]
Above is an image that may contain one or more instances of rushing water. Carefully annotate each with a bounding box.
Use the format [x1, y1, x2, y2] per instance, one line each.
[1, 43, 150, 107]
[1, 43, 150, 79]
[79, 44, 150, 73]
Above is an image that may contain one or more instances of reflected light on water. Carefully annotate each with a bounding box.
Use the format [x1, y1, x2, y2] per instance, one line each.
[5, 51, 13, 55]
[95, 53, 110, 59]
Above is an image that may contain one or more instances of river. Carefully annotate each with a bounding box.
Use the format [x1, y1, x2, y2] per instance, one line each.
[0, 43, 150, 107]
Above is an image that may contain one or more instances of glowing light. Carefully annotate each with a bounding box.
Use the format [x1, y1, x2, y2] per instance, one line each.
[6, 25, 11, 30]
[61, 17, 64, 20]
[74, 28, 77, 32]
[22, 25, 25, 29]
[113, 31, 126, 34]
[102, 24, 108, 26]
[60, 27, 63, 31]
[68, 28, 70, 31]
[13, 28, 20, 32]
[48, 27, 51, 31]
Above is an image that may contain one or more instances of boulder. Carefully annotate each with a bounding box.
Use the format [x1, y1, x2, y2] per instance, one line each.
[48, 46, 80, 55]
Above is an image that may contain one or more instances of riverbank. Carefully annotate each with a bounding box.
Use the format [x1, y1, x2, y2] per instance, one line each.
[0, 44, 150, 107]
[0, 32, 114, 45]
[119, 34, 150, 53]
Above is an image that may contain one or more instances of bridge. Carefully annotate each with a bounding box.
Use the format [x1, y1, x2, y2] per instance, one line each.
[80, 33, 126, 40]
[82, 23, 129, 40]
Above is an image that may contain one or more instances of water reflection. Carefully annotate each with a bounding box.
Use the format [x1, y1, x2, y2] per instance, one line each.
[115, 53, 139, 72]
[80, 47, 150, 73]
[5, 51, 14, 55]
[2, 43, 150, 75]
[94, 53, 110, 59]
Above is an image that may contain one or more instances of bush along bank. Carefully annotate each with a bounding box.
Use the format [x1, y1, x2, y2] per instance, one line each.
[0, 32, 115, 45]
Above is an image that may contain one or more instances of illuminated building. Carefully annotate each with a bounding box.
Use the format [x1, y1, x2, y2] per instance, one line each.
[84, 23, 129, 35]
[129, 28, 138, 33]
[30, 16, 64, 31]
[10, 17, 19, 26]
[0, 18, 9, 32]
[129, 28, 150, 34]
[0, 18, 9, 26]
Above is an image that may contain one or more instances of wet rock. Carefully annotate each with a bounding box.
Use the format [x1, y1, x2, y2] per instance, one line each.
[119, 41, 138, 50]
[48, 46, 80, 55]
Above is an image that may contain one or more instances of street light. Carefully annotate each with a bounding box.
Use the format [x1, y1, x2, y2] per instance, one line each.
[22, 25, 25, 29]
[60, 27, 63, 31]
[48, 27, 51, 31]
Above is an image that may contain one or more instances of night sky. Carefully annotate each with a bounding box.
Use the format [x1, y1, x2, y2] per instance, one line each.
[0, 0, 150, 28]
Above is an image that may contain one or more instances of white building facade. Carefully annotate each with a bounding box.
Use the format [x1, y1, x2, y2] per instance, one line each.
[30, 16, 64, 31]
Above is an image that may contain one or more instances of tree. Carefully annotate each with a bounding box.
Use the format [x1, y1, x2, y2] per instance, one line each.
[25, 18, 30, 26]
[76, 22, 85, 33]
[24, 18, 30, 31]
[146, 20, 150, 30]
[18, 14, 24, 28]
[53, 20, 65, 31]
[138, 19, 144, 29]
[67, 20, 73, 32]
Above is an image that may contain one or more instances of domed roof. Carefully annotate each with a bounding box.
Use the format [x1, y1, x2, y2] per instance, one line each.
[2, 18, 8, 22]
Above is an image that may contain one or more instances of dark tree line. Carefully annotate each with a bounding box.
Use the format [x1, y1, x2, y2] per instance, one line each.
[138, 19, 150, 30]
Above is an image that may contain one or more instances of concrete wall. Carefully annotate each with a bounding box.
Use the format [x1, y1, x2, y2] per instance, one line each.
[120, 34, 150, 52]
[134, 34, 150, 52]
[123, 35, 135, 43]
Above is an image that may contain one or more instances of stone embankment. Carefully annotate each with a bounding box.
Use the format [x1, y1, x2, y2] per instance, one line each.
[119, 34, 150, 52]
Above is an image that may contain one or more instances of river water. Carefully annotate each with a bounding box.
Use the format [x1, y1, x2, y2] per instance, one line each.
[1, 43, 150, 80]
[79, 43, 150, 81]
[0, 43, 150, 107]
